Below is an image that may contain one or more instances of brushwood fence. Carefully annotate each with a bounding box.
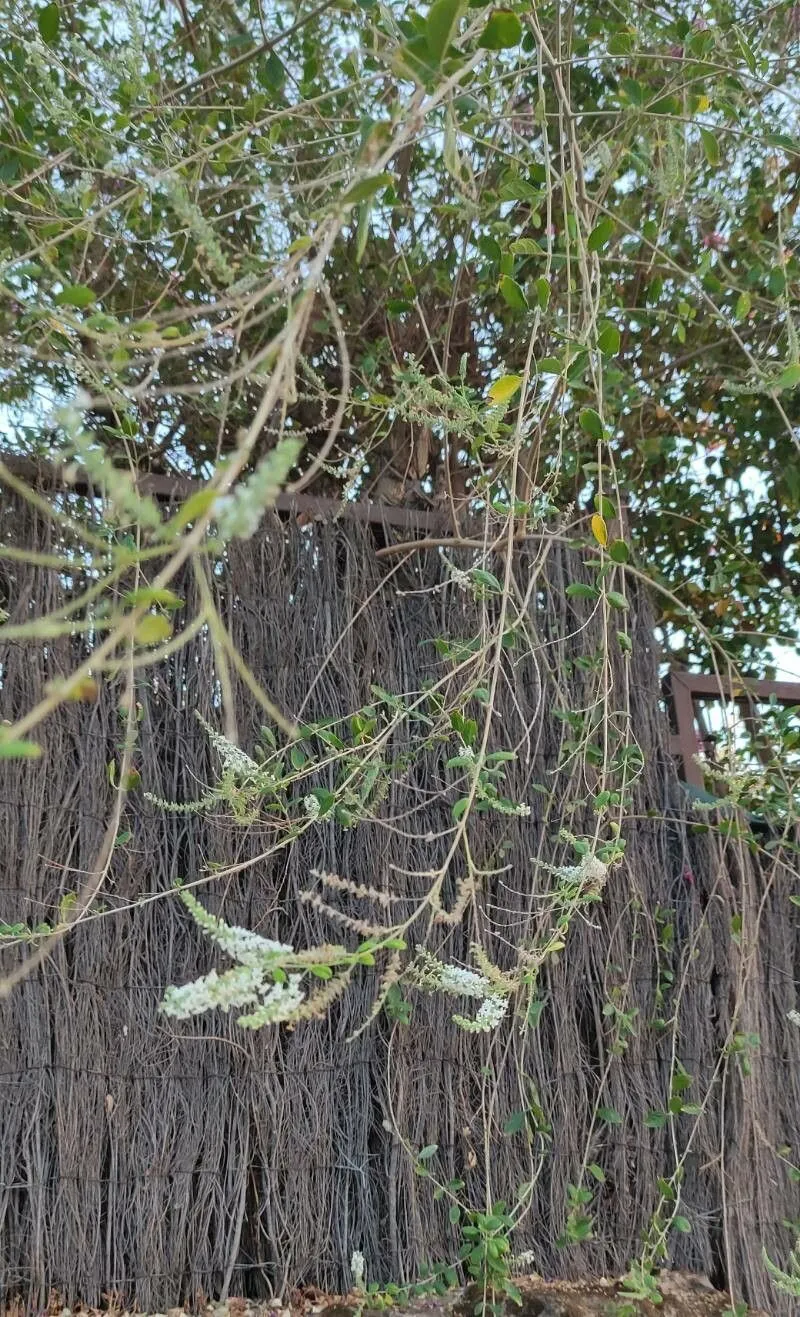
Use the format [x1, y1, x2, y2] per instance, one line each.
[0, 488, 799, 1313]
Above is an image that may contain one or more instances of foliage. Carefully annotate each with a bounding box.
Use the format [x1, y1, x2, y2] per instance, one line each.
[763, 1239, 800, 1296]
[0, 0, 797, 664]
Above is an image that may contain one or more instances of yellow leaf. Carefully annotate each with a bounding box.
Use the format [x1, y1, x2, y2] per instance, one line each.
[70, 677, 100, 703]
[134, 613, 172, 647]
[591, 513, 609, 546]
[697, 94, 711, 111]
[487, 374, 523, 405]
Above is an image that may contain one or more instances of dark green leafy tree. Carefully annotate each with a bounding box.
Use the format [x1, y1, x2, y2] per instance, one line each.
[0, 0, 798, 664]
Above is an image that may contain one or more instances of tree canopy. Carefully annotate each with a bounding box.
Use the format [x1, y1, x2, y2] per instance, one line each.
[0, 0, 798, 667]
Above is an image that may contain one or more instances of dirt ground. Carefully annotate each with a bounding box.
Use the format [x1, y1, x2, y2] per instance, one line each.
[7, 1271, 771, 1317]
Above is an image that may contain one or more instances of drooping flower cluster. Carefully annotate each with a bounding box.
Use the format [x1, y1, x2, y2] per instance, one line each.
[161, 966, 255, 1018]
[160, 890, 304, 1027]
[452, 994, 510, 1033]
[180, 889, 292, 964]
[473, 995, 509, 1030]
[547, 851, 609, 899]
[446, 563, 472, 592]
[234, 976, 305, 1029]
[215, 436, 304, 541]
[558, 853, 608, 888]
[196, 713, 261, 781]
[411, 947, 510, 1033]
[490, 798, 532, 817]
[438, 963, 493, 998]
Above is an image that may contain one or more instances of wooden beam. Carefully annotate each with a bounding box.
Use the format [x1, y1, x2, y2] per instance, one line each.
[670, 668, 800, 706]
[0, 454, 454, 535]
[669, 671, 704, 789]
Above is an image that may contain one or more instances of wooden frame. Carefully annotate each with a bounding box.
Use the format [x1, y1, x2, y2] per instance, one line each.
[667, 667, 800, 789]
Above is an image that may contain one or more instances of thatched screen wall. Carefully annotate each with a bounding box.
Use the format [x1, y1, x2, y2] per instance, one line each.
[0, 492, 798, 1314]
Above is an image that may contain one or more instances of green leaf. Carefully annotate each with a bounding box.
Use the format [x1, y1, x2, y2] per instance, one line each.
[588, 1163, 606, 1183]
[597, 321, 621, 355]
[309, 963, 333, 979]
[534, 276, 550, 309]
[418, 1143, 438, 1161]
[606, 590, 628, 610]
[527, 997, 546, 1027]
[735, 290, 751, 320]
[499, 275, 528, 311]
[598, 1106, 622, 1125]
[619, 77, 643, 105]
[649, 95, 679, 115]
[699, 127, 720, 167]
[37, 2, 59, 43]
[452, 797, 470, 820]
[479, 10, 523, 50]
[768, 267, 786, 297]
[487, 374, 523, 404]
[84, 312, 119, 332]
[777, 364, 800, 391]
[426, 0, 465, 64]
[471, 567, 503, 592]
[673, 1215, 692, 1234]
[617, 630, 632, 654]
[290, 744, 307, 770]
[162, 488, 217, 535]
[451, 711, 478, 745]
[340, 173, 392, 206]
[565, 582, 600, 600]
[392, 35, 438, 84]
[608, 31, 635, 55]
[511, 237, 545, 255]
[0, 738, 43, 759]
[259, 49, 286, 93]
[644, 1109, 668, 1129]
[579, 407, 604, 439]
[536, 356, 561, 374]
[355, 200, 371, 263]
[587, 217, 615, 252]
[733, 24, 757, 75]
[449, 1204, 462, 1224]
[503, 1110, 527, 1135]
[609, 539, 629, 563]
[124, 587, 184, 611]
[54, 283, 95, 308]
[498, 177, 541, 202]
[594, 493, 615, 517]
